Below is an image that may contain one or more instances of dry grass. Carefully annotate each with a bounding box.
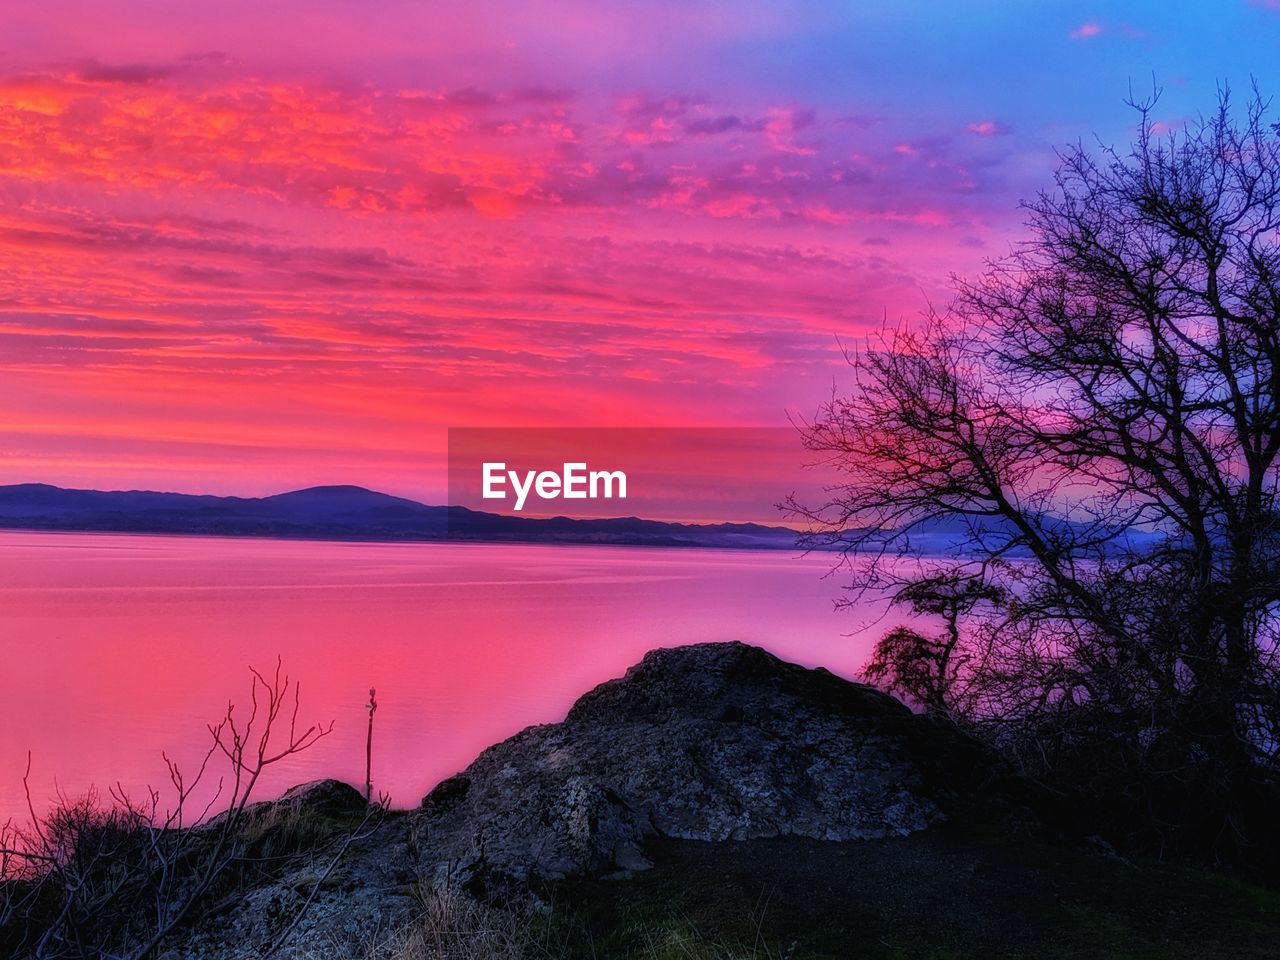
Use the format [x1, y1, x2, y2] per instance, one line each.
[286, 887, 541, 960]
[375, 887, 532, 960]
[231, 798, 350, 860]
[632, 926, 794, 960]
[306, 886, 792, 960]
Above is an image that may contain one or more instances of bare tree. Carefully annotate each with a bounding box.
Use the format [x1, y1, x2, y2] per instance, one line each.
[1, 660, 384, 959]
[792, 84, 1280, 872]
[863, 574, 1003, 714]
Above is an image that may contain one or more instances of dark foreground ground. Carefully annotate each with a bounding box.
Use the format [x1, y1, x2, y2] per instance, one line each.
[538, 829, 1280, 959]
[10, 643, 1279, 958]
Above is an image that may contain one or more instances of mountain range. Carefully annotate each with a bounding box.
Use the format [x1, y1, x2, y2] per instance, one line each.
[0, 483, 803, 550]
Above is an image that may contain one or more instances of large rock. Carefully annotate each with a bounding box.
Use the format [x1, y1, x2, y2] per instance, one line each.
[412, 642, 1021, 889]
[144, 642, 1034, 957]
[276, 778, 368, 815]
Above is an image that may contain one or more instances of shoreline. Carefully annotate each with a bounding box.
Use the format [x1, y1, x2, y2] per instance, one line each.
[0, 522, 815, 553]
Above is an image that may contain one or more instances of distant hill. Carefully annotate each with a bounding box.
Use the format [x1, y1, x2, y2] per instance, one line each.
[0, 483, 802, 550]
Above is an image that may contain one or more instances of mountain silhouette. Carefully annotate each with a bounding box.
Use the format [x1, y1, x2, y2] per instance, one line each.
[0, 483, 801, 549]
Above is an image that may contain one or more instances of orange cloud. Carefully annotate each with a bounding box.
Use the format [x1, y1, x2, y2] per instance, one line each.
[0, 62, 1027, 494]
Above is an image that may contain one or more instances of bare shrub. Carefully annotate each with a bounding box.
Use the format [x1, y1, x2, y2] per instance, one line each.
[1, 659, 383, 959]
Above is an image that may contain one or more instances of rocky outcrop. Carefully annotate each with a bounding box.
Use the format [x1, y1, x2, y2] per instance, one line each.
[144, 642, 1032, 957]
[411, 642, 1022, 889]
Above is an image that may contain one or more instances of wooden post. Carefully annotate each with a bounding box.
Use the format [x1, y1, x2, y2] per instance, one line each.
[365, 687, 377, 803]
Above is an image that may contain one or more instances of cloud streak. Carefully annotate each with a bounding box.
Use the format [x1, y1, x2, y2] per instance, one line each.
[2, 0, 1210, 497]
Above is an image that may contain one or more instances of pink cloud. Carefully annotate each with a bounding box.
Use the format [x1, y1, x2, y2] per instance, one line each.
[965, 119, 1011, 136]
[1071, 21, 1102, 39]
[0, 64, 1029, 234]
[762, 106, 817, 155]
[0, 60, 1034, 493]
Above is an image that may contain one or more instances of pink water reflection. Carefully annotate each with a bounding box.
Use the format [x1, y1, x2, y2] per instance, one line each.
[0, 532, 892, 824]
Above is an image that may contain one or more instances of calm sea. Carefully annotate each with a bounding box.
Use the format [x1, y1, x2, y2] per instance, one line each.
[0, 531, 893, 823]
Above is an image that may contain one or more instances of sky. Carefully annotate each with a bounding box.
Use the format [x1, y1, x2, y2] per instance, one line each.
[1, 1, 1279, 502]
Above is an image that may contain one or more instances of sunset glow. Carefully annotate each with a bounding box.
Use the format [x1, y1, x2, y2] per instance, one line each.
[2, 1, 1277, 500]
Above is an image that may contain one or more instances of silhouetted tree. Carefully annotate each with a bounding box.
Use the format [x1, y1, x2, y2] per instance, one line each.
[793, 84, 1280, 873]
[864, 574, 1002, 714]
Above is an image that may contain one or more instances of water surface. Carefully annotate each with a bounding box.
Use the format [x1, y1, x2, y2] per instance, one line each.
[0, 532, 888, 823]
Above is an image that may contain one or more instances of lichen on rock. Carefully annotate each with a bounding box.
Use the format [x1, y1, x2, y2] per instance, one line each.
[411, 642, 1014, 889]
